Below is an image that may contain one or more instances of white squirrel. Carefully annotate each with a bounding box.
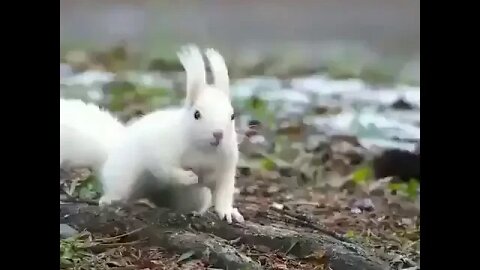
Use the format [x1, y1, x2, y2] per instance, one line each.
[60, 98, 126, 172]
[59, 98, 212, 214]
[99, 45, 244, 223]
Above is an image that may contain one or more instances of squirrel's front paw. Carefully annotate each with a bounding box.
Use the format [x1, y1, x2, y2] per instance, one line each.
[176, 170, 199, 185]
[214, 204, 245, 224]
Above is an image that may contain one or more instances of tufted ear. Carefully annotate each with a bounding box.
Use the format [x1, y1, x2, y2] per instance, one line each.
[177, 45, 207, 106]
[204, 48, 230, 98]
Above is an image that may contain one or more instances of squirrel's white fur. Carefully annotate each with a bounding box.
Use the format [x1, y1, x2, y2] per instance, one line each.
[60, 98, 126, 172]
[99, 45, 244, 223]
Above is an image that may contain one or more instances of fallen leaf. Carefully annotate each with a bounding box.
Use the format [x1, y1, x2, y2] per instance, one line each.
[352, 166, 374, 184]
[177, 250, 195, 263]
[261, 158, 277, 171]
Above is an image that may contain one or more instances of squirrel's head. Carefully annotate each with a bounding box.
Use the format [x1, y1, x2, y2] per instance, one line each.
[177, 45, 235, 149]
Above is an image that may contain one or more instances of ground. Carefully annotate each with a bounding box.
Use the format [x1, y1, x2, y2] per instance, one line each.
[60, 42, 419, 270]
[60, 162, 419, 270]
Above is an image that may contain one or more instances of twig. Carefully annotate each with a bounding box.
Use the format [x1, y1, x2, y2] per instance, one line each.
[95, 239, 146, 248]
[269, 207, 352, 243]
[284, 240, 299, 255]
[284, 201, 320, 207]
[94, 227, 147, 243]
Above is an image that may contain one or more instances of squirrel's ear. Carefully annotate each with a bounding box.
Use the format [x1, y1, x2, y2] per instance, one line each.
[204, 48, 230, 98]
[177, 45, 207, 106]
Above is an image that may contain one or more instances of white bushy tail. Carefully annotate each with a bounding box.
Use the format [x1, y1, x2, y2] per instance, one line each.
[60, 98, 126, 171]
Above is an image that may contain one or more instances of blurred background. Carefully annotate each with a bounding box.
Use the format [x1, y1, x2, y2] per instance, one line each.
[60, 0, 420, 269]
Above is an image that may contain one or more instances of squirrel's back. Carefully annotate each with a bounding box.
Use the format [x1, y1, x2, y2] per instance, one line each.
[60, 98, 126, 170]
[122, 106, 187, 147]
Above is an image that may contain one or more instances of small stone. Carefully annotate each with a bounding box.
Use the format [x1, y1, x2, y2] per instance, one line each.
[351, 207, 362, 214]
[271, 202, 284, 210]
[267, 185, 280, 194]
[352, 198, 375, 212]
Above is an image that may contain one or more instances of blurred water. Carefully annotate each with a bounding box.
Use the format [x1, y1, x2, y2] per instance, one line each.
[60, 0, 420, 152]
[60, 0, 419, 62]
[61, 69, 420, 152]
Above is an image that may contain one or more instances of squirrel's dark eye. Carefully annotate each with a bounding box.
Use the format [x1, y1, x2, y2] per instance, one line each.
[194, 110, 201, 120]
[231, 113, 235, 120]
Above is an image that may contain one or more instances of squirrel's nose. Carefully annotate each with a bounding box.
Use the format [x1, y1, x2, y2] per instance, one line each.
[212, 131, 224, 140]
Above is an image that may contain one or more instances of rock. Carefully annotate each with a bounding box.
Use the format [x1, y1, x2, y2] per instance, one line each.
[373, 149, 420, 182]
[391, 98, 415, 110]
[60, 224, 78, 239]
